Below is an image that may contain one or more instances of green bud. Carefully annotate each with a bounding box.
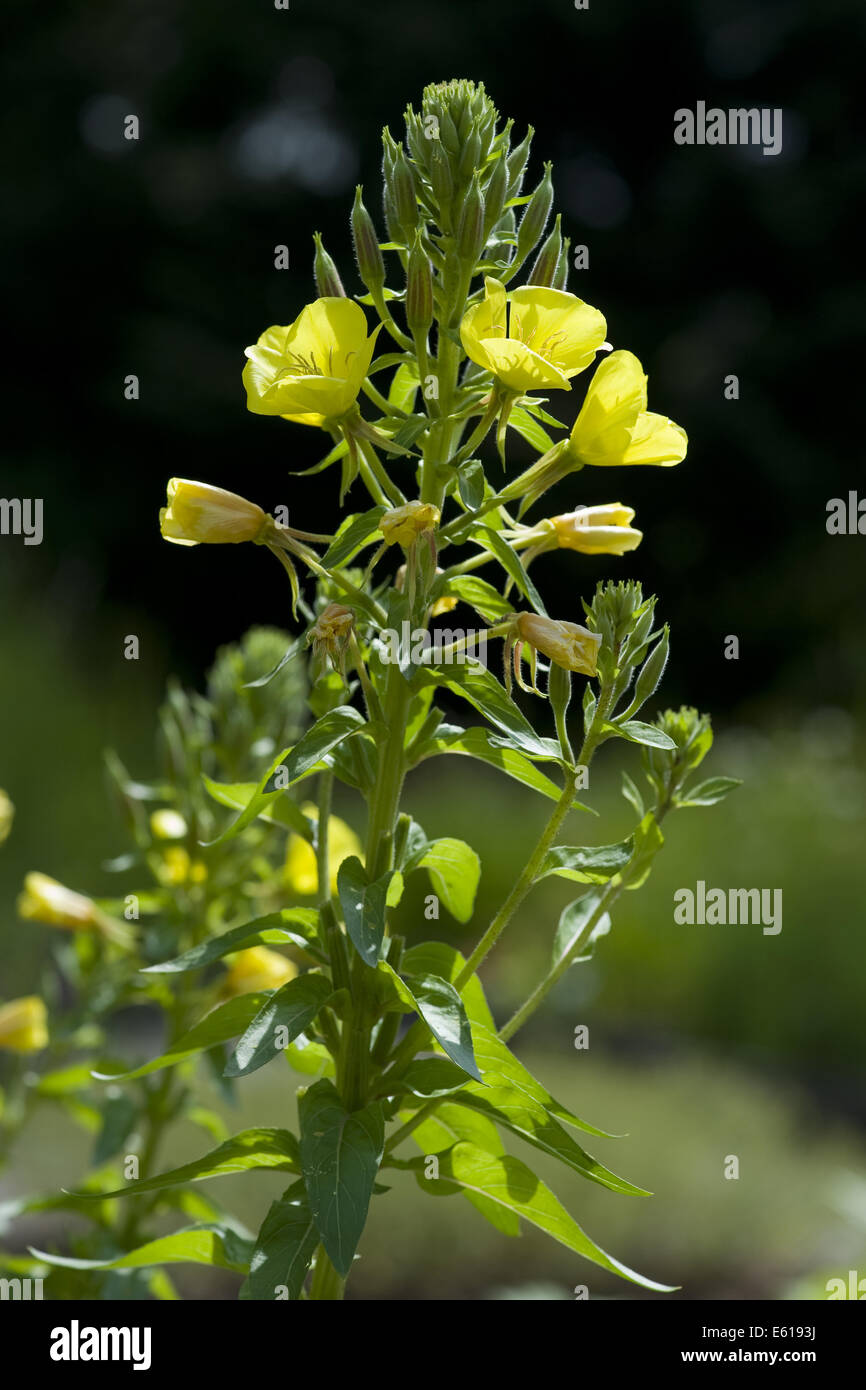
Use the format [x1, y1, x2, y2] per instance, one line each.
[405, 234, 434, 340]
[351, 187, 385, 293]
[628, 625, 670, 717]
[313, 232, 346, 298]
[390, 145, 420, 241]
[456, 173, 485, 266]
[506, 126, 534, 198]
[457, 128, 481, 184]
[482, 150, 509, 240]
[526, 213, 562, 287]
[642, 707, 714, 797]
[553, 234, 571, 291]
[429, 140, 454, 229]
[516, 161, 554, 264]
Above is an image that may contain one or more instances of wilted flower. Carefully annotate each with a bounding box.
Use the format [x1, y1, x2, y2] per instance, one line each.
[284, 806, 362, 896]
[379, 500, 440, 548]
[243, 298, 379, 427]
[222, 946, 298, 998]
[510, 612, 602, 690]
[308, 603, 355, 674]
[460, 277, 606, 394]
[0, 996, 48, 1053]
[160, 480, 269, 547]
[567, 350, 687, 467]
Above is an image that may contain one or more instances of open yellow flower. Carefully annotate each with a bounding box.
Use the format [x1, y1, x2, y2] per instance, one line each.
[568, 350, 687, 467]
[222, 947, 298, 998]
[284, 806, 362, 896]
[243, 298, 379, 427]
[460, 277, 607, 393]
[379, 501, 440, 548]
[160, 480, 269, 547]
[0, 996, 48, 1053]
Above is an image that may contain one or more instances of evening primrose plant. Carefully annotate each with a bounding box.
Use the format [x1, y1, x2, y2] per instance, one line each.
[21, 80, 738, 1301]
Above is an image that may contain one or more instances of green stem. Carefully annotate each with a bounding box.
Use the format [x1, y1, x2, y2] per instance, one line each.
[308, 1245, 346, 1300]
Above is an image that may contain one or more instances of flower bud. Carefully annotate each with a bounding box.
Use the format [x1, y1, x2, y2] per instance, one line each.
[18, 872, 102, 930]
[0, 789, 14, 846]
[351, 187, 386, 293]
[482, 150, 509, 240]
[429, 141, 454, 228]
[526, 214, 562, 288]
[552, 235, 571, 292]
[516, 613, 602, 678]
[160, 480, 269, 547]
[516, 161, 554, 264]
[456, 174, 485, 266]
[0, 996, 48, 1053]
[405, 235, 434, 341]
[506, 126, 534, 198]
[222, 946, 298, 998]
[551, 504, 642, 555]
[379, 500, 440, 548]
[390, 146, 420, 241]
[312, 232, 346, 298]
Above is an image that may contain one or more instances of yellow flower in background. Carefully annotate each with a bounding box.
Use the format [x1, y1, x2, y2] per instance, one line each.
[515, 613, 602, 677]
[18, 872, 134, 947]
[222, 947, 298, 998]
[551, 504, 643, 555]
[567, 350, 688, 467]
[0, 996, 48, 1053]
[284, 805, 362, 896]
[379, 500, 440, 548]
[460, 277, 607, 393]
[160, 479, 269, 547]
[0, 789, 13, 845]
[243, 298, 379, 427]
[150, 809, 188, 840]
[152, 846, 207, 887]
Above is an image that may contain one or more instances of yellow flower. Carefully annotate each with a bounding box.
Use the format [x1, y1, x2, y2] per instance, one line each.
[160, 479, 269, 547]
[222, 947, 298, 998]
[152, 846, 206, 886]
[0, 789, 13, 846]
[460, 277, 606, 393]
[0, 996, 48, 1053]
[515, 613, 602, 677]
[150, 809, 188, 840]
[243, 298, 379, 427]
[379, 501, 440, 548]
[551, 504, 643, 555]
[568, 350, 687, 467]
[18, 872, 101, 930]
[284, 806, 362, 896]
[431, 592, 459, 617]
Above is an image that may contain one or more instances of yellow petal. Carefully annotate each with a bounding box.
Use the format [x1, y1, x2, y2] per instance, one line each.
[477, 338, 572, 393]
[571, 350, 647, 464]
[620, 412, 688, 466]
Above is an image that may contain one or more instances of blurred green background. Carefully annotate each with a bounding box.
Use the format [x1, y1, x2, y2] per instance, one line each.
[2, 0, 865, 1299]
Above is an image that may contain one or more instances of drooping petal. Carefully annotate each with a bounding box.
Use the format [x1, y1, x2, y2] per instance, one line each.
[570, 350, 648, 463]
[478, 338, 572, 392]
[621, 412, 688, 466]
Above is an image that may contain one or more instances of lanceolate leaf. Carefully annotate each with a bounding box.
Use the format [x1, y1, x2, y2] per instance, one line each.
[67, 1129, 301, 1201]
[92, 995, 271, 1082]
[552, 890, 611, 968]
[298, 1081, 385, 1278]
[402, 941, 495, 1032]
[408, 1101, 520, 1237]
[224, 975, 334, 1079]
[239, 1189, 319, 1301]
[535, 839, 633, 884]
[411, 724, 593, 811]
[419, 664, 560, 761]
[470, 1022, 620, 1139]
[605, 719, 677, 751]
[337, 857, 397, 967]
[418, 838, 480, 923]
[320, 507, 387, 570]
[143, 910, 321, 975]
[203, 776, 315, 840]
[402, 973, 482, 1081]
[677, 775, 742, 807]
[30, 1224, 253, 1275]
[471, 524, 548, 616]
[409, 1143, 675, 1291]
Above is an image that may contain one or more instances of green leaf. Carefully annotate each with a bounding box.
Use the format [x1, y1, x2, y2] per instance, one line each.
[620, 770, 645, 818]
[678, 776, 742, 808]
[30, 1224, 253, 1274]
[224, 975, 334, 1079]
[625, 811, 664, 890]
[552, 889, 611, 968]
[408, 1143, 674, 1290]
[336, 857, 397, 967]
[243, 637, 305, 691]
[412, 724, 587, 808]
[67, 1129, 300, 1200]
[92, 1092, 138, 1167]
[203, 707, 366, 847]
[408, 1101, 520, 1236]
[470, 1022, 618, 1139]
[239, 1190, 318, 1300]
[535, 839, 633, 885]
[607, 720, 677, 751]
[419, 664, 560, 762]
[298, 1081, 385, 1277]
[508, 405, 556, 453]
[397, 1058, 472, 1099]
[439, 575, 512, 623]
[471, 524, 548, 616]
[203, 775, 315, 840]
[320, 507, 387, 570]
[402, 941, 496, 1033]
[285, 1034, 335, 1078]
[403, 972, 482, 1080]
[418, 838, 480, 923]
[144, 910, 321, 974]
[455, 1087, 647, 1195]
[456, 459, 485, 511]
[387, 360, 420, 412]
[93, 996, 271, 1082]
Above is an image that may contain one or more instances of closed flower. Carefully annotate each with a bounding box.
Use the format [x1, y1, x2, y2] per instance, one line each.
[160, 479, 268, 547]
[0, 996, 48, 1053]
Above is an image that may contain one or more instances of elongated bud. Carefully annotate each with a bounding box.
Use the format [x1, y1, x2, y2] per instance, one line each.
[457, 128, 481, 184]
[553, 234, 571, 291]
[482, 150, 509, 240]
[406, 234, 434, 340]
[313, 232, 346, 298]
[516, 161, 554, 263]
[390, 145, 420, 241]
[351, 186, 385, 293]
[526, 213, 562, 287]
[429, 140, 454, 228]
[506, 126, 534, 197]
[456, 173, 485, 266]
[160, 479, 269, 547]
[630, 625, 670, 715]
